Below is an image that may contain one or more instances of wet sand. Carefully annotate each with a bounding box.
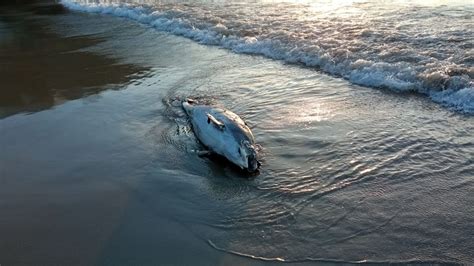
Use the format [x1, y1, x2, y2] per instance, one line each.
[0, 3, 206, 265]
[0, 2, 149, 118]
[1, 2, 137, 264]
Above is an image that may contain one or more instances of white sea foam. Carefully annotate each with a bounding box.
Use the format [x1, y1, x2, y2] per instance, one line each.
[61, 0, 474, 114]
[430, 87, 474, 114]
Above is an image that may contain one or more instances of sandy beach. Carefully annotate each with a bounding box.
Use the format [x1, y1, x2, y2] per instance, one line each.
[1, 1, 473, 265]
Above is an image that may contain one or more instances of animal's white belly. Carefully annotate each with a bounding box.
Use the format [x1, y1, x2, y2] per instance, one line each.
[191, 109, 238, 157]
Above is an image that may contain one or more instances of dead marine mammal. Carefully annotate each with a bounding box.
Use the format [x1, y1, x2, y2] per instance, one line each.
[182, 99, 260, 172]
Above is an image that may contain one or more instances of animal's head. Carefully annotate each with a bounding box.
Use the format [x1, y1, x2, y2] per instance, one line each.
[182, 98, 196, 115]
[238, 140, 260, 172]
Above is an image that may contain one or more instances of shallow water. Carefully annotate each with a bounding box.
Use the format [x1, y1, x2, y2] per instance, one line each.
[1, 1, 473, 265]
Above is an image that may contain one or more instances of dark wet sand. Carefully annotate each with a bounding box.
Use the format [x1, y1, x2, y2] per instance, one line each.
[0, 2, 149, 118]
[0, 2, 138, 264]
[0, 3, 197, 265]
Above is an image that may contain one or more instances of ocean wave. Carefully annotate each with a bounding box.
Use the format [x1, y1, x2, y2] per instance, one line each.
[61, 0, 474, 114]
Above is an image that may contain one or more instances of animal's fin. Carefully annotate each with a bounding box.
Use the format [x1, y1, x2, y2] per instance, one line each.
[206, 113, 225, 130]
